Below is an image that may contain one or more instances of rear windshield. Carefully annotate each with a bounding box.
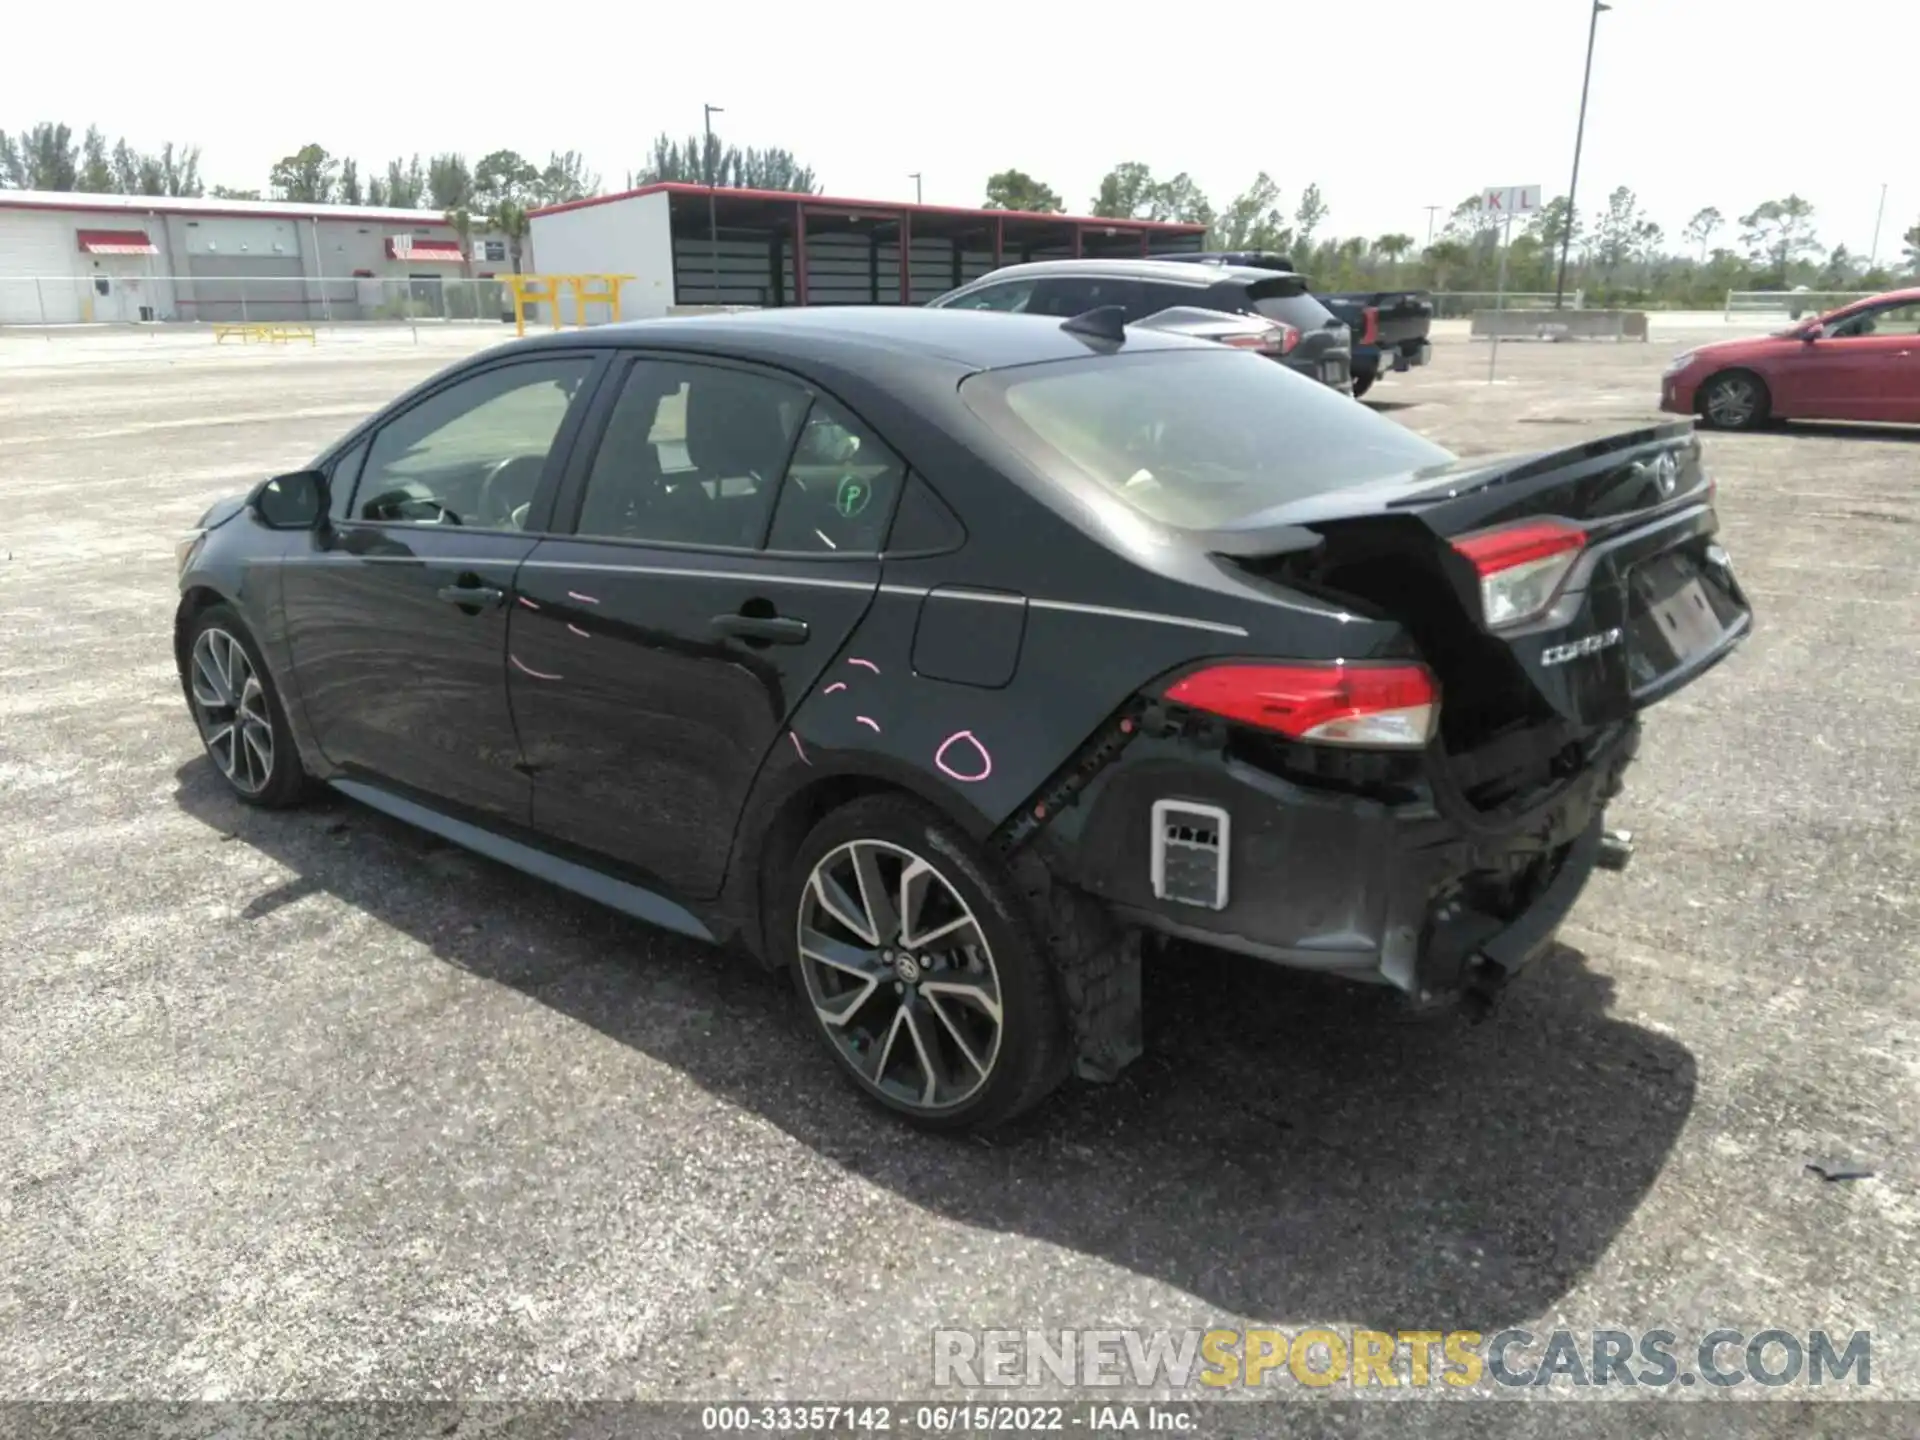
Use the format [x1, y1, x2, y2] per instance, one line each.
[960, 348, 1456, 529]
[1247, 277, 1336, 330]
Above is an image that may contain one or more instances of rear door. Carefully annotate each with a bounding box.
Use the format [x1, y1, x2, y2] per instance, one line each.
[280, 351, 604, 823]
[508, 353, 904, 899]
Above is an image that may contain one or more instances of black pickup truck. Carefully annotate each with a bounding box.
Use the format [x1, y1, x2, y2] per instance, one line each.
[1158, 252, 1434, 398]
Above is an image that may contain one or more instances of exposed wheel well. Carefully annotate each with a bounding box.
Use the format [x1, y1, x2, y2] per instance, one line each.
[739, 773, 911, 968]
[173, 586, 227, 673]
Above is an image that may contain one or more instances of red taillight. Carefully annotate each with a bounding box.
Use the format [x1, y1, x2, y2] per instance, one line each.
[1361, 306, 1381, 346]
[1451, 519, 1587, 628]
[1220, 320, 1301, 356]
[1161, 662, 1439, 749]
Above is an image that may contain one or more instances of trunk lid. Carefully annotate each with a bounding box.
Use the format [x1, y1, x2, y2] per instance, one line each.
[1218, 422, 1753, 809]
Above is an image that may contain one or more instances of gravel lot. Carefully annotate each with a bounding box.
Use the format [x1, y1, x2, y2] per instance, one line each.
[1, 318, 1914, 1419]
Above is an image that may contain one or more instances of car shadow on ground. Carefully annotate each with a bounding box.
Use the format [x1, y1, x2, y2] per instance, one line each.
[1773, 420, 1920, 444]
[175, 764, 1696, 1331]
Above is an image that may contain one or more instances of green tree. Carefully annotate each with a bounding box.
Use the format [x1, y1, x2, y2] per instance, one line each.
[338, 158, 362, 207]
[1900, 220, 1920, 277]
[635, 133, 819, 192]
[442, 205, 477, 281]
[1211, 173, 1291, 253]
[475, 150, 540, 273]
[209, 185, 261, 200]
[535, 150, 598, 206]
[77, 127, 114, 192]
[366, 155, 427, 209]
[1153, 172, 1214, 227]
[982, 169, 1063, 213]
[0, 123, 79, 189]
[428, 153, 473, 211]
[1374, 233, 1415, 266]
[269, 144, 338, 203]
[1527, 194, 1583, 256]
[1089, 161, 1159, 219]
[1293, 182, 1329, 248]
[1593, 186, 1659, 281]
[1684, 206, 1723, 259]
[1738, 195, 1821, 283]
[1423, 239, 1470, 289]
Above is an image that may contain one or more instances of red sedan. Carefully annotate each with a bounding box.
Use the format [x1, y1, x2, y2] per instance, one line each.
[1661, 287, 1920, 429]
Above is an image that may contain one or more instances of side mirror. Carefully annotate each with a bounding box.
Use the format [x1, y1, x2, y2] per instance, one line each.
[1799, 324, 1822, 342]
[251, 469, 330, 530]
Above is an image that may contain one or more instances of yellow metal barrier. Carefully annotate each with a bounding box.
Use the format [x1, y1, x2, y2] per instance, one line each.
[499, 274, 634, 337]
[213, 323, 317, 345]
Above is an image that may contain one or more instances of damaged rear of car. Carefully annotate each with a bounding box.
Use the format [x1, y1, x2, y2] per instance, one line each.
[964, 346, 1752, 1021]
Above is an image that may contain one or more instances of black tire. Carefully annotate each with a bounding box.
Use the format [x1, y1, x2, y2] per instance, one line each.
[1350, 370, 1376, 400]
[778, 793, 1069, 1132]
[1696, 369, 1770, 431]
[181, 603, 313, 808]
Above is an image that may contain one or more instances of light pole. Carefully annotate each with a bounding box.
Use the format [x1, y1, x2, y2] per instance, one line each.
[704, 103, 724, 300]
[909, 172, 922, 204]
[1554, 0, 1610, 310]
[1424, 205, 1442, 247]
[1868, 182, 1888, 270]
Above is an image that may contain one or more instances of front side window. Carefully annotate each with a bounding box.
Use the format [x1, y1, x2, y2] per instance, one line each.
[573, 359, 808, 549]
[961, 348, 1456, 530]
[764, 398, 907, 553]
[1828, 301, 1920, 338]
[353, 358, 593, 528]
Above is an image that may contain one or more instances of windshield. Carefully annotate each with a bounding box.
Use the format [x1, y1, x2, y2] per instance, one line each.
[960, 348, 1456, 529]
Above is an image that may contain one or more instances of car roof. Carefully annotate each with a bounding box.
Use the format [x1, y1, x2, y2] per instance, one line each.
[964, 258, 1278, 288]
[506, 304, 1218, 371]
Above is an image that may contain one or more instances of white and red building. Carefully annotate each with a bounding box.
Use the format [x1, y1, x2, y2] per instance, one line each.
[0, 190, 513, 325]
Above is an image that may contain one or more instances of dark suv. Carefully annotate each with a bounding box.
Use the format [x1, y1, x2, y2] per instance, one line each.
[928, 259, 1353, 392]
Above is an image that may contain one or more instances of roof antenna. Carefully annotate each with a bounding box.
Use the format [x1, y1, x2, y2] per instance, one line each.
[1060, 304, 1128, 345]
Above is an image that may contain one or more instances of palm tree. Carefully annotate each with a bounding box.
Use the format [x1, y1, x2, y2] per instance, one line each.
[494, 201, 531, 274]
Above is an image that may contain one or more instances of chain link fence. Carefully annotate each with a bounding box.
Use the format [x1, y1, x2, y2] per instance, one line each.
[0, 274, 538, 331]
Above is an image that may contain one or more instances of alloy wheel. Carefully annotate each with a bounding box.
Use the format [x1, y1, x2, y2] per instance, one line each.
[796, 839, 1003, 1113]
[1704, 376, 1758, 428]
[189, 627, 275, 796]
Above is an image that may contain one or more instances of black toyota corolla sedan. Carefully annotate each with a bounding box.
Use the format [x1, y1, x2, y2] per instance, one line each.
[174, 306, 1752, 1131]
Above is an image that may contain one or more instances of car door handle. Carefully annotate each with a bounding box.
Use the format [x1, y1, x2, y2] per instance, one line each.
[711, 612, 809, 645]
[437, 582, 506, 610]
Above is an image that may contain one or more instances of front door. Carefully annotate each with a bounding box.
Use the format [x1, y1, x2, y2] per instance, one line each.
[280, 351, 604, 823]
[1815, 300, 1920, 422]
[508, 354, 907, 899]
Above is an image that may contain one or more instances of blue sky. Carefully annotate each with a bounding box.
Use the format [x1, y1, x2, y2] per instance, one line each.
[12, 0, 1914, 260]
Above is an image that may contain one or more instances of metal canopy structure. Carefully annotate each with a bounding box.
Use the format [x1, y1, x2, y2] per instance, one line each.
[531, 182, 1209, 309]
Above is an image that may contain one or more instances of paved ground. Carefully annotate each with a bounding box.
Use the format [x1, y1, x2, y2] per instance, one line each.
[0, 319, 1914, 1415]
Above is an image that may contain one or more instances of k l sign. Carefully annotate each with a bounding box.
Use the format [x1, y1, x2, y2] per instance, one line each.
[1481, 185, 1543, 216]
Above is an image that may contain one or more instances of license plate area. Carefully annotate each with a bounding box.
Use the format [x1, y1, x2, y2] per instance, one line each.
[1624, 549, 1739, 687]
[1321, 361, 1348, 385]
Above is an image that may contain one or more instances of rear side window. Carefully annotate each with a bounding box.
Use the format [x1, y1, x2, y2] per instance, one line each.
[960, 349, 1456, 530]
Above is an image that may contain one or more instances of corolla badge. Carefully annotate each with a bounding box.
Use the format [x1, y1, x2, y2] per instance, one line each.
[1540, 627, 1623, 666]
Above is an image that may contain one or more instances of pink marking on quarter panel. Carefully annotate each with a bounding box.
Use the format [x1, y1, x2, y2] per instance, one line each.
[847, 657, 879, 673]
[568, 623, 589, 638]
[823, 682, 847, 695]
[855, 715, 881, 732]
[790, 732, 811, 765]
[510, 654, 562, 681]
[568, 591, 600, 605]
[934, 730, 992, 782]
